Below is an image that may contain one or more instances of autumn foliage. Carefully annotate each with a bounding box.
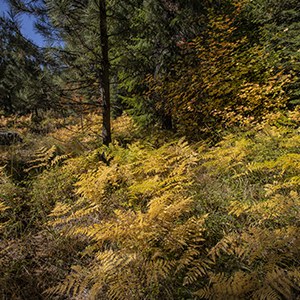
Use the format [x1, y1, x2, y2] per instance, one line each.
[1, 1, 300, 299]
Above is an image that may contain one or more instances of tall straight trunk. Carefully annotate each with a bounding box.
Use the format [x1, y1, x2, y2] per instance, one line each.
[99, 0, 111, 146]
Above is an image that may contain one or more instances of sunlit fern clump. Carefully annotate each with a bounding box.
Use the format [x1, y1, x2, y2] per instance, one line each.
[46, 119, 300, 299]
[194, 123, 300, 299]
[48, 139, 211, 299]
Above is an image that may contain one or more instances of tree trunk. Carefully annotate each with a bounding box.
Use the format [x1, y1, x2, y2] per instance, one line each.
[4, 95, 13, 114]
[99, 0, 111, 146]
[162, 112, 173, 130]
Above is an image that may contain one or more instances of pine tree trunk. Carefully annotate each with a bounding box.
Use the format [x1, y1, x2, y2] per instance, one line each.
[99, 0, 111, 146]
[162, 113, 173, 130]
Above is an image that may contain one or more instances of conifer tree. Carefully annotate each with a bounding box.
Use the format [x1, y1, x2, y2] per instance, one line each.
[8, 0, 113, 144]
[0, 14, 53, 115]
[114, 0, 236, 130]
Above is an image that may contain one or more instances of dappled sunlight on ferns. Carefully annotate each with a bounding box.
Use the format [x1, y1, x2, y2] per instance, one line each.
[44, 123, 300, 299]
[195, 124, 300, 299]
[1, 112, 300, 299]
[48, 139, 211, 299]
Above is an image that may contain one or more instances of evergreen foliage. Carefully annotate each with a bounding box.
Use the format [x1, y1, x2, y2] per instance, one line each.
[0, 15, 57, 115]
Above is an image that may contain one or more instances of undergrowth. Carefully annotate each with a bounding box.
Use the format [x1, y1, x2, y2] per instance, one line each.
[1, 111, 300, 299]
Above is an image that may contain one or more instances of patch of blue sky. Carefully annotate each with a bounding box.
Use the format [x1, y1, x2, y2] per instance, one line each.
[1, 0, 45, 47]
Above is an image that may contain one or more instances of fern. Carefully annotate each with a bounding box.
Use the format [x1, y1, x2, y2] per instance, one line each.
[47, 139, 210, 299]
[0, 201, 9, 231]
[46, 124, 300, 299]
[25, 145, 58, 172]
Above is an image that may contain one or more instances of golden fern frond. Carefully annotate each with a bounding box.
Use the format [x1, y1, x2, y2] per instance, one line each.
[203, 137, 251, 175]
[183, 259, 212, 286]
[96, 250, 135, 274]
[196, 267, 300, 300]
[156, 196, 194, 223]
[194, 285, 211, 299]
[0, 200, 9, 212]
[128, 175, 160, 196]
[164, 215, 207, 254]
[48, 200, 100, 230]
[223, 271, 256, 297]
[264, 267, 296, 300]
[208, 234, 237, 262]
[252, 286, 280, 300]
[49, 202, 72, 218]
[197, 271, 256, 299]
[50, 153, 71, 167]
[229, 200, 251, 217]
[247, 191, 299, 224]
[0, 200, 9, 230]
[145, 258, 174, 285]
[48, 202, 73, 227]
[25, 145, 58, 172]
[46, 265, 87, 298]
[288, 268, 300, 292]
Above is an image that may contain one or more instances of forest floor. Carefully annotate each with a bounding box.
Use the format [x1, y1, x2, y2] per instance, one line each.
[1, 111, 300, 299]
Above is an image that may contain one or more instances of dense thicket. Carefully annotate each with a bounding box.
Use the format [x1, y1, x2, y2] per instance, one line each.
[0, 0, 299, 299]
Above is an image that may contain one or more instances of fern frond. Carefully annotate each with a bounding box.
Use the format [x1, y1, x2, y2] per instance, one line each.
[50, 153, 71, 167]
[0, 200, 9, 213]
[265, 267, 296, 299]
[183, 259, 212, 285]
[208, 234, 237, 262]
[25, 145, 58, 172]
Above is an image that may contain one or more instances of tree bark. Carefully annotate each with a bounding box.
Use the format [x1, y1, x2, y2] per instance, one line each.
[99, 0, 111, 146]
[162, 112, 173, 130]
